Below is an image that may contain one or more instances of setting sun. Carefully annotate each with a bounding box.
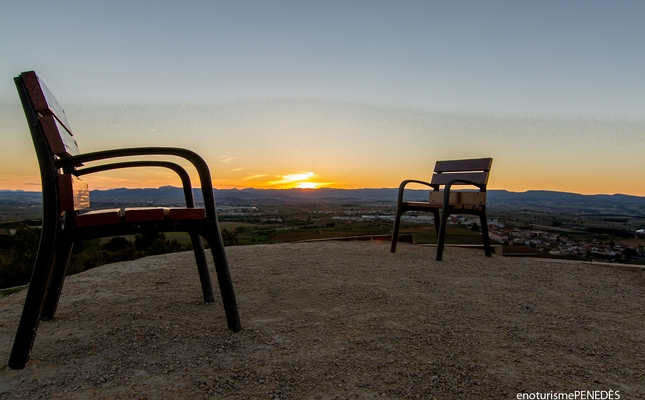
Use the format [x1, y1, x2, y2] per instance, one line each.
[296, 182, 321, 189]
[265, 172, 332, 189]
[271, 173, 315, 184]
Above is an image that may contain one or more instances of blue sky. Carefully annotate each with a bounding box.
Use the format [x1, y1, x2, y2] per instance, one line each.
[1, 1, 644, 194]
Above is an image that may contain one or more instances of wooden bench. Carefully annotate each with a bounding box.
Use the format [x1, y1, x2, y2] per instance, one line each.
[390, 158, 493, 261]
[9, 71, 241, 369]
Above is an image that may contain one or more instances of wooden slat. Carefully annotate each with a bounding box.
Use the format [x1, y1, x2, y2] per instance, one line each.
[404, 201, 484, 211]
[22, 71, 73, 133]
[124, 208, 167, 222]
[434, 158, 492, 173]
[168, 208, 205, 220]
[40, 115, 80, 156]
[76, 209, 121, 228]
[58, 175, 90, 211]
[429, 191, 486, 206]
[22, 71, 80, 157]
[451, 204, 484, 211]
[430, 171, 490, 186]
[76, 207, 206, 227]
[402, 201, 441, 209]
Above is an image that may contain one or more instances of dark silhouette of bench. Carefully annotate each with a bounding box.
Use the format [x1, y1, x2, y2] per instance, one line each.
[9, 71, 241, 369]
[390, 158, 493, 260]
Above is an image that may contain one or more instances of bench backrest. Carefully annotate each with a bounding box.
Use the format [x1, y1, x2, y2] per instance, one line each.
[17, 71, 88, 211]
[430, 158, 493, 189]
[20, 71, 80, 157]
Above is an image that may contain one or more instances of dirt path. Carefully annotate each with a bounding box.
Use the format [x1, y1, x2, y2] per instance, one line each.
[1, 241, 644, 399]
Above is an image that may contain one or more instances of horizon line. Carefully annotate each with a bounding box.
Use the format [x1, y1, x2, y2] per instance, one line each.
[2, 186, 645, 198]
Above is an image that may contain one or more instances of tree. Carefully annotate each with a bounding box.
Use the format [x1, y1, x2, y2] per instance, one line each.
[0, 225, 40, 289]
[135, 232, 165, 252]
[134, 232, 183, 255]
[221, 229, 239, 246]
[102, 236, 133, 252]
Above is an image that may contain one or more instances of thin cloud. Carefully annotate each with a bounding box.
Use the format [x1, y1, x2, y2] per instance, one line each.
[241, 174, 268, 181]
[219, 156, 236, 163]
[267, 172, 314, 186]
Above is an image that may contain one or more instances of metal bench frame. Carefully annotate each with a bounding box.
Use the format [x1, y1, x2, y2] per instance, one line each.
[390, 158, 493, 260]
[9, 71, 241, 369]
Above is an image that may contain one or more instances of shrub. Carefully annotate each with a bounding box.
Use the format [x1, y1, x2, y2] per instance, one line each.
[0, 225, 40, 289]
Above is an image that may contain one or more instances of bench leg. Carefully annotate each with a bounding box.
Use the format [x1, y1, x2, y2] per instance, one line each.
[431, 210, 440, 237]
[203, 232, 242, 332]
[480, 213, 492, 257]
[190, 233, 215, 303]
[390, 208, 404, 253]
[40, 238, 73, 321]
[435, 210, 449, 261]
[9, 224, 58, 369]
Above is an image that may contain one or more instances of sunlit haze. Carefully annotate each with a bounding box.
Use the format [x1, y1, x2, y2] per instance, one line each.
[1, 1, 643, 195]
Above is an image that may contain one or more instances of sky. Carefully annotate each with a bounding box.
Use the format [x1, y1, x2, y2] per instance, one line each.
[1, 1, 644, 195]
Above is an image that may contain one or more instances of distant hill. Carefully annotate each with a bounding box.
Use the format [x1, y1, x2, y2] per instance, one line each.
[487, 190, 645, 214]
[0, 191, 42, 202]
[2, 188, 645, 215]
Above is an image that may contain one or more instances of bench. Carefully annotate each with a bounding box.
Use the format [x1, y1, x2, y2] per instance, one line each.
[9, 71, 241, 369]
[390, 158, 493, 261]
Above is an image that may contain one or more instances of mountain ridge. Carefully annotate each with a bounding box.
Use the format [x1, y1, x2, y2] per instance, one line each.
[2, 187, 644, 208]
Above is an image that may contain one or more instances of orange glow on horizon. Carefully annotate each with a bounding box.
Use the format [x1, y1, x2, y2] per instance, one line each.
[2, 170, 645, 197]
[296, 182, 322, 189]
[264, 172, 333, 189]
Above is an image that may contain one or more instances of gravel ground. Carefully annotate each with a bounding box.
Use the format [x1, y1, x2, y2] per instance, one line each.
[1, 241, 644, 399]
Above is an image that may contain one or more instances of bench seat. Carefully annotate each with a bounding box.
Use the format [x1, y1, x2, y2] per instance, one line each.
[76, 207, 206, 227]
[402, 201, 484, 212]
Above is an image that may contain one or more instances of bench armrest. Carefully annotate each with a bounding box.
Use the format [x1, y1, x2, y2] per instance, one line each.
[75, 161, 196, 208]
[56, 147, 217, 220]
[397, 179, 433, 207]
